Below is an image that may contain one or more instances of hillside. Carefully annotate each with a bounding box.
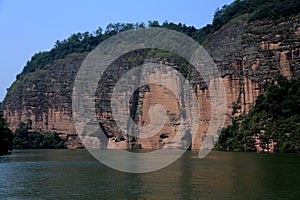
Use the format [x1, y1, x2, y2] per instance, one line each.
[216, 75, 300, 152]
[2, 0, 300, 149]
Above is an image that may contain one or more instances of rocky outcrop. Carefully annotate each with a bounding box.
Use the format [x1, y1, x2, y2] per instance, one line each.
[207, 14, 300, 117]
[3, 14, 300, 149]
[3, 53, 85, 145]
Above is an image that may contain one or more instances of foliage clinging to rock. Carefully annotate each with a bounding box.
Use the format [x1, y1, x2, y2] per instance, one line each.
[216, 75, 300, 152]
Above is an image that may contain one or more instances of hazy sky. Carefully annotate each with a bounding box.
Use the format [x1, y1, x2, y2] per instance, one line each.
[0, 0, 234, 101]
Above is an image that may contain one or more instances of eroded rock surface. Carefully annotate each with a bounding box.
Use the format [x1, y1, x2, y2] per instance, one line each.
[3, 15, 300, 149]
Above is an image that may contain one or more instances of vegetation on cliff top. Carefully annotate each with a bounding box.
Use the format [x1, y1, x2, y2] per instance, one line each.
[216, 75, 300, 152]
[212, 0, 300, 31]
[13, 0, 300, 82]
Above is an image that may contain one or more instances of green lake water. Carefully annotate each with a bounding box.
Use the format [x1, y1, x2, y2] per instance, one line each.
[0, 149, 300, 200]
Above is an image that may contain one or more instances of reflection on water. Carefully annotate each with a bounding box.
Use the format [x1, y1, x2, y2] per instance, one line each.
[1, 149, 300, 199]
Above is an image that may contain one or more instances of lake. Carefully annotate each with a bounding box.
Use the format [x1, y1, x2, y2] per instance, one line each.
[0, 149, 300, 200]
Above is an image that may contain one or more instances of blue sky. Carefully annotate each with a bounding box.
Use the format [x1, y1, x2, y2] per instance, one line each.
[0, 0, 234, 101]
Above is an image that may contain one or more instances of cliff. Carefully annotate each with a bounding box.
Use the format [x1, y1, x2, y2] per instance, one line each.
[3, 53, 86, 148]
[3, 7, 300, 149]
[216, 75, 300, 152]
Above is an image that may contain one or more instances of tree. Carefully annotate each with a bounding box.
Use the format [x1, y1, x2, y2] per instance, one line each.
[216, 76, 300, 152]
[13, 122, 30, 149]
[0, 114, 13, 155]
[13, 122, 66, 149]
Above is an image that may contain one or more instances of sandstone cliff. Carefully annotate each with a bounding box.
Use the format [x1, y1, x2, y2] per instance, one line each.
[3, 13, 300, 149]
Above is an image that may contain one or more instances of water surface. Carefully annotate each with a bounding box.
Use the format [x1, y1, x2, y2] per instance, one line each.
[1, 149, 300, 199]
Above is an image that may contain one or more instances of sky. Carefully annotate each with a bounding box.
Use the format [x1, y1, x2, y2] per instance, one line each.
[0, 0, 234, 101]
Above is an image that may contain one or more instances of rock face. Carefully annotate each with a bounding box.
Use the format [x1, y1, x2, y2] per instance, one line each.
[3, 14, 300, 149]
[3, 53, 85, 148]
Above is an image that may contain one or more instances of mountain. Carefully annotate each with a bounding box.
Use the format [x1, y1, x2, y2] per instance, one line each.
[2, 0, 300, 149]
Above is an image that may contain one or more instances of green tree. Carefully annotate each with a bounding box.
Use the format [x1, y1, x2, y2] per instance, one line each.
[216, 76, 300, 152]
[13, 122, 66, 149]
[0, 114, 13, 155]
[13, 122, 30, 149]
